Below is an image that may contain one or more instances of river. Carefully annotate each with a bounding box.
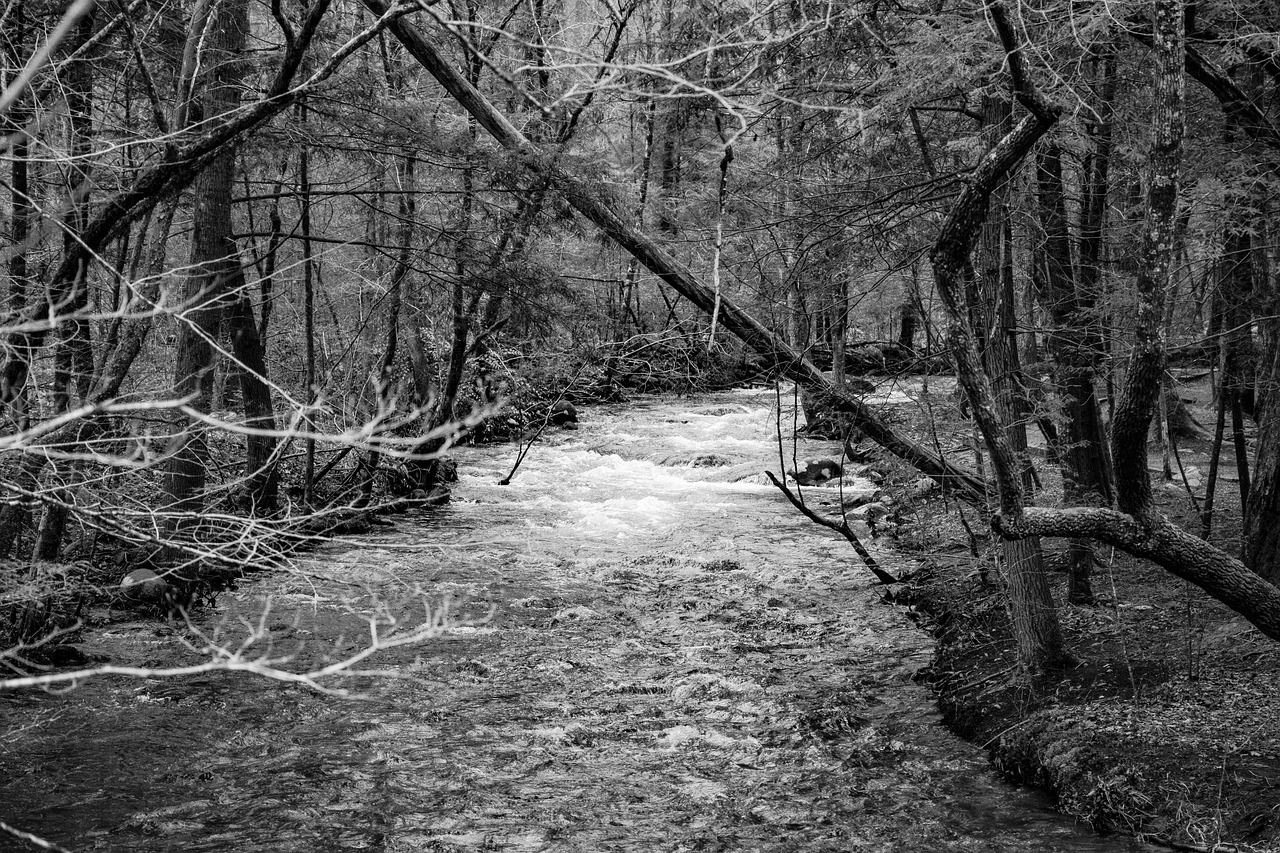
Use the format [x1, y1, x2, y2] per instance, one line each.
[0, 387, 1147, 851]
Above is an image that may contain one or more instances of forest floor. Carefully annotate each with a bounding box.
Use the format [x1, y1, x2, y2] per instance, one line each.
[888, 374, 1280, 852]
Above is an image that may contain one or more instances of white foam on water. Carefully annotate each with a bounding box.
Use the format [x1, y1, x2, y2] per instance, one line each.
[566, 494, 683, 537]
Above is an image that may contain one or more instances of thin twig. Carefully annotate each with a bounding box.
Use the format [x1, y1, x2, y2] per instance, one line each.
[765, 471, 896, 584]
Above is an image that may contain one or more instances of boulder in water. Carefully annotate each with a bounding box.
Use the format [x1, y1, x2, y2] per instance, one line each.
[690, 454, 731, 468]
[841, 487, 881, 508]
[550, 401, 578, 426]
[408, 486, 450, 507]
[788, 459, 842, 486]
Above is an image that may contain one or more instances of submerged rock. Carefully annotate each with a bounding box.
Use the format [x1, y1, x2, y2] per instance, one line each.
[407, 485, 450, 507]
[788, 459, 842, 486]
[689, 454, 731, 467]
[550, 401, 578, 426]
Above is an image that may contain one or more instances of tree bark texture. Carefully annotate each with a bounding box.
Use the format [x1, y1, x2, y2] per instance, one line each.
[1246, 339, 1280, 580]
[1034, 144, 1113, 603]
[1109, 0, 1184, 521]
[928, 7, 1065, 670]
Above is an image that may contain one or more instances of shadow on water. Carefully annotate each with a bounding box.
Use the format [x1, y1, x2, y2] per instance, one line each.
[1, 387, 1154, 852]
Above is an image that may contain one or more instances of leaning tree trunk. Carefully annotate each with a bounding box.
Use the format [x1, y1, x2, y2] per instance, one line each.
[974, 91, 1062, 662]
[926, 11, 1067, 672]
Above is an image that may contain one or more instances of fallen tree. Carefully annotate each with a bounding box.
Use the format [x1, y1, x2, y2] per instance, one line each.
[363, 0, 988, 507]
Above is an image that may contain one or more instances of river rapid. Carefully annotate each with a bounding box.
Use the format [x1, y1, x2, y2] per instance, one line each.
[1, 387, 1148, 852]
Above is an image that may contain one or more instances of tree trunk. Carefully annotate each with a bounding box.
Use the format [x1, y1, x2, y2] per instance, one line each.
[897, 301, 919, 351]
[1034, 144, 1114, 604]
[969, 89, 1063, 670]
[6, 5, 32, 315]
[1109, 0, 1184, 521]
[50, 9, 97, 416]
[1246, 339, 1280, 579]
[299, 99, 317, 505]
[227, 276, 278, 514]
[360, 155, 414, 504]
[162, 0, 249, 525]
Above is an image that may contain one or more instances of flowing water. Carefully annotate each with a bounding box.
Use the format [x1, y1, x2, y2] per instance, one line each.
[1, 387, 1149, 852]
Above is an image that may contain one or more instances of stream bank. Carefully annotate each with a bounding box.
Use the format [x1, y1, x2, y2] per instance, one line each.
[890, 392, 1280, 852]
[0, 387, 1146, 852]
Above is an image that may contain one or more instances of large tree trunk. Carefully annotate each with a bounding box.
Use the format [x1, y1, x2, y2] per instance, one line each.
[926, 19, 1066, 672]
[1246, 341, 1280, 580]
[227, 276, 278, 515]
[975, 93, 1062, 664]
[1109, 0, 1184, 522]
[360, 155, 414, 504]
[162, 0, 249, 525]
[1035, 144, 1114, 604]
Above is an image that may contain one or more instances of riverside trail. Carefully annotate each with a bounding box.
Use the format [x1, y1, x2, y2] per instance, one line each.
[0, 387, 1150, 851]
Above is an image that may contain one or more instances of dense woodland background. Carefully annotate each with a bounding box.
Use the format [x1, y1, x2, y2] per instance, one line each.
[3, 0, 1280, 680]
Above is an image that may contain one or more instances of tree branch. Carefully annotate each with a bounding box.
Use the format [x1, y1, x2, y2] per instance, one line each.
[995, 506, 1280, 641]
[765, 471, 897, 584]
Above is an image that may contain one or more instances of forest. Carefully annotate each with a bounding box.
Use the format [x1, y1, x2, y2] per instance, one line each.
[3, 0, 1280, 847]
